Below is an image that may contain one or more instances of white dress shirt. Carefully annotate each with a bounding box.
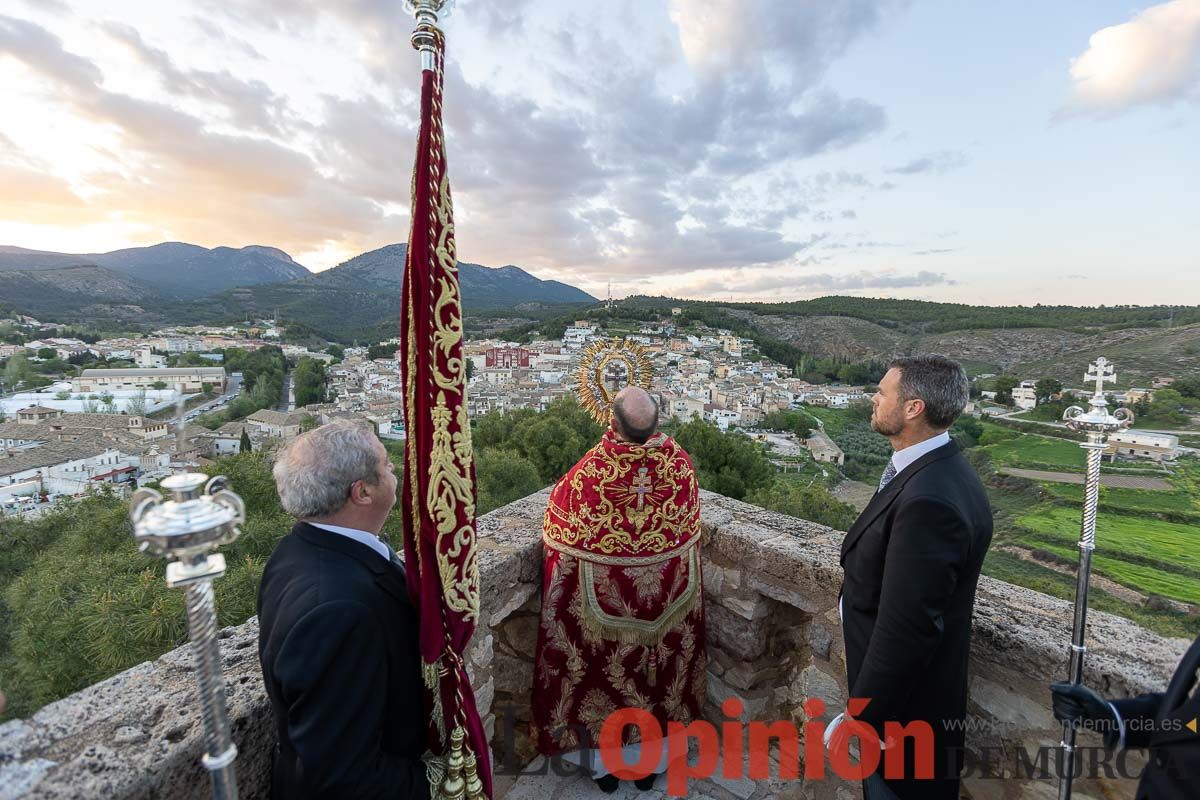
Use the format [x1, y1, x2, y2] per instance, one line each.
[307, 521, 392, 562]
[887, 430, 952, 479]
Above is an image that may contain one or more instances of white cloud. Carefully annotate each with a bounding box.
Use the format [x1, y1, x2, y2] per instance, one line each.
[1064, 0, 1200, 115]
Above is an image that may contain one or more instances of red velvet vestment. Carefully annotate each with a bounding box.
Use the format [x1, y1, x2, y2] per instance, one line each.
[532, 431, 706, 755]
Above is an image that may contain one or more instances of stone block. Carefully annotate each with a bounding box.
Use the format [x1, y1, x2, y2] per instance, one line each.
[0, 758, 57, 800]
[474, 677, 496, 718]
[807, 622, 833, 662]
[706, 771, 758, 800]
[746, 572, 827, 615]
[716, 589, 771, 622]
[494, 655, 535, 697]
[707, 673, 770, 719]
[792, 666, 844, 717]
[704, 563, 725, 596]
[706, 601, 768, 661]
[722, 661, 783, 692]
[468, 632, 495, 671]
[501, 612, 541, 655]
[969, 676, 1057, 732]
[961, 776, 1005, 800]
[490, 583, 539, 628]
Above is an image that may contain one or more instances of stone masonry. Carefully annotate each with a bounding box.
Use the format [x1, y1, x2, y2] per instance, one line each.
[1, 490, 1190, 799]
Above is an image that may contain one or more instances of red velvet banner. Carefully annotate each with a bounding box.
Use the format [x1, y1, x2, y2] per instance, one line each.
[399, 23, 491, 797]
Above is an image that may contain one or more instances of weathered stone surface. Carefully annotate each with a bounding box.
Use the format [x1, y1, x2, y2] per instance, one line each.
[468, 632, 495, 670]
[807, 621, 834, 662]
[792, 665, 844, 715]
[705, 770, 758, 800]
[722, 660, 784, 692]
[970, 676, 1057, 732]
[708, 673, 770, 718]
[491, 583, 539, 629]
[494, 654, 536, 697]
[746, 571, 829, 615]
[706, 600, 769, 661]
[715, 588, 772, 621]
[475, 677, 496, 720]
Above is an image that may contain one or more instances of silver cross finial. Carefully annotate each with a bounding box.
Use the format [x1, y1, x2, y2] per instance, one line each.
[1085, 357, 1116, 398]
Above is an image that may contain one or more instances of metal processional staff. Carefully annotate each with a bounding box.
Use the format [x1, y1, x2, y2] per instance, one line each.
[1057, 357, 1133, 800]
[129, 393, 245, 799]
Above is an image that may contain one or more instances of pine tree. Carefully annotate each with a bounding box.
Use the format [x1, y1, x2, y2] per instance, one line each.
[239, 429, 252, 453]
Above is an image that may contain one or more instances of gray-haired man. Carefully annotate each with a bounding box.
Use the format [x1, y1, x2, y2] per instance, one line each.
[831, 355, 993, 800]
[257, 419, 430, 799]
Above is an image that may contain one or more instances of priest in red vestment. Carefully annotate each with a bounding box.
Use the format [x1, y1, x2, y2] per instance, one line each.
[532, 387, 706, 793]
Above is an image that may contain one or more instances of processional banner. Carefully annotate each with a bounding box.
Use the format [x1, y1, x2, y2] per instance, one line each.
[399, 21, 491, 799]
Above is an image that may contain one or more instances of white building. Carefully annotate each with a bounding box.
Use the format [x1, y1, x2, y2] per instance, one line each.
[76, 367, 227, 393]
[245, 409, 309, 439]
[562, 323, 597, 349]
[1012, 381, 1038, 411]
[1105, 430, 1180, 462]
[134, 348, 168, 369]
[0, 443, 137, 496]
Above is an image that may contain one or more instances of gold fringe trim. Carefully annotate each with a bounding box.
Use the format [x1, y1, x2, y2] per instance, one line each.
[423, 658, 448, 746]
[578, 548, 700, 646]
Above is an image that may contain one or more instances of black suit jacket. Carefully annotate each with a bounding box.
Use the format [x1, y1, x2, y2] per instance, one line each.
[1113, 632, 1200, 800]
[840, 439, 992, 800]
[257, 522, 430, 799]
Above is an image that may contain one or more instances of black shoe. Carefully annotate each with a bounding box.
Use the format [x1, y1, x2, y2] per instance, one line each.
[593, 774, 620, 794]
[634, 773, 660, 791]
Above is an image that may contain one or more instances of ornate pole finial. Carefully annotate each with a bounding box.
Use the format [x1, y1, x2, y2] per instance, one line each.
[405, 0, 455, 71]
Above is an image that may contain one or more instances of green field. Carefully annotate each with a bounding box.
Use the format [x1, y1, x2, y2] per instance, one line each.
[981, 435, 1090, 471]
[1039, 481, 1199, 519]
[982, 549, 1197, 639]
[1016, 506, 1200, 605]
[977, 430, 1200, 635]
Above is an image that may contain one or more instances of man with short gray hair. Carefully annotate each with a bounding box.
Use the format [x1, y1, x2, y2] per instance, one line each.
[830, 354, 992, 800]
[258, 419, 429, 799]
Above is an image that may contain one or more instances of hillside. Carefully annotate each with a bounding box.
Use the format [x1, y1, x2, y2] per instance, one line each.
[0, 265, 162, 319]
[0, 242, 311, 299]
[304, 243, 595, 306]
[597, 296, 1200, 384]
[0, 241, 596, 339]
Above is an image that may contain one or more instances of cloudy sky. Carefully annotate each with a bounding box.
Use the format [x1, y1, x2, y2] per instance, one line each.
[1, 0, 1198, 305]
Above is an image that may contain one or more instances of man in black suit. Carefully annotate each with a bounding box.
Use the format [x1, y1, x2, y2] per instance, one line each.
[258, 418, 430, 799]
[1050, 632, 1200, 799]
[831, 354, 992, 800]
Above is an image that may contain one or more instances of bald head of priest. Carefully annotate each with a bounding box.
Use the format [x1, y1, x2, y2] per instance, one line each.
[611, 386, 659, 445]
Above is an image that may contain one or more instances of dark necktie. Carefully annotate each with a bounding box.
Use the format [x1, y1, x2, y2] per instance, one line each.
[877, 458, 898, 493]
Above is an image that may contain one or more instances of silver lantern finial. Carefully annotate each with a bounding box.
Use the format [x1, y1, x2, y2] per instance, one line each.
[131, 473, 245, 800]
[1056, 358, 1133, 800]
[405, 0, 455, 71]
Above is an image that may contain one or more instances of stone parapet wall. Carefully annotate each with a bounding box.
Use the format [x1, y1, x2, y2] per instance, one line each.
[1, 489, 1189, 799]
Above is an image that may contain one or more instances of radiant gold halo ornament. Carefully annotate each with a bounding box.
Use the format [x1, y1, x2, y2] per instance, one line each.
[573, 337, 655, 423]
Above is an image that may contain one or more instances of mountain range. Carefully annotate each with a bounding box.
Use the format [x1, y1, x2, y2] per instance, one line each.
[0, 241, 596, 340]
[0, 243, 309, 298]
